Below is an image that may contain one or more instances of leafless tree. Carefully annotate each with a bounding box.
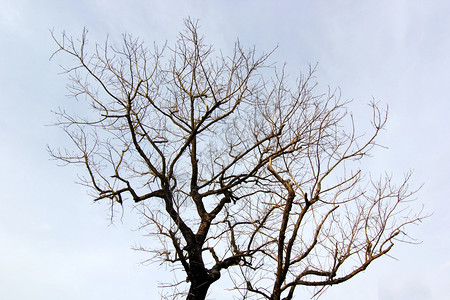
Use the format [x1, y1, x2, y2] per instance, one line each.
[50, 19, 424, 300]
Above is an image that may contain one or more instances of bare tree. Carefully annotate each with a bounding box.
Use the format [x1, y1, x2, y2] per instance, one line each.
[50, 19, 424, 300]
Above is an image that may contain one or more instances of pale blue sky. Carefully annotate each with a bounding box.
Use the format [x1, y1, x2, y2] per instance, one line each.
[1, 1, 449, 299]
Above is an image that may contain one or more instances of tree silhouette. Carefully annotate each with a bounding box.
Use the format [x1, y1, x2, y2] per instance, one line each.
[50, 19, 424, 300]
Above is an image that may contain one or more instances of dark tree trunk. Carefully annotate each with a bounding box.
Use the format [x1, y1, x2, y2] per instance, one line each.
[186, 280, 212, 300]
[185, 267, 221, 300]
[185, 246, 221, 300]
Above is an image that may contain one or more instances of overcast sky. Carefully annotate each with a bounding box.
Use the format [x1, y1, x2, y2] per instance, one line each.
[1, 1, 449, 299]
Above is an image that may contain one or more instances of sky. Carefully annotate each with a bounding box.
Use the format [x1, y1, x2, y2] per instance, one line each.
[0, 0, 449, 299]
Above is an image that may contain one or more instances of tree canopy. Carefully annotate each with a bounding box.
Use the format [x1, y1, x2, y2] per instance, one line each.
[50, 19, 424, 300]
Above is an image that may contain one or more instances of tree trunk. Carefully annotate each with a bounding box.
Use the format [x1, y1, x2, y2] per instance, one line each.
[186, 280, 212, 300]
[185, 247, 221, 300]
[186, 268, 220, 300]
